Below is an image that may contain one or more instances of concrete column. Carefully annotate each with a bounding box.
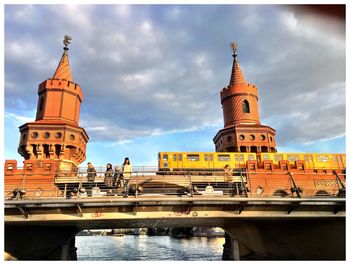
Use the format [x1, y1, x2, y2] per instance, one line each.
[60, 236, 77, 260]
[224, 219, 345, 260]
[5, 225, 79, 260]
[222, 232, 240, 260]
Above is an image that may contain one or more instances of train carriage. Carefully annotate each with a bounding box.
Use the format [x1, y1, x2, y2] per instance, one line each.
[260, 152, 346, 171]
[158, 152, 257, 172]
[159, 151, 346, 172]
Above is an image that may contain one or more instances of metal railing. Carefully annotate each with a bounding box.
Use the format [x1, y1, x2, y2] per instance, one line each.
[4, 167, 346, 200]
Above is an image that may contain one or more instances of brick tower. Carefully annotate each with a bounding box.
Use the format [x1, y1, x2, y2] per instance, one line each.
[17, 36, 89, 171]
[213, 42, 276, 153]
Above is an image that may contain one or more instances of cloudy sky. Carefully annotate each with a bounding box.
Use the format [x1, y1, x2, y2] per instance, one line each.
[4, 4, 345, 167]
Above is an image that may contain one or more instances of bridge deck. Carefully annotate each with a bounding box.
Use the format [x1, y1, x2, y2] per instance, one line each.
[5, 195, 345, 229]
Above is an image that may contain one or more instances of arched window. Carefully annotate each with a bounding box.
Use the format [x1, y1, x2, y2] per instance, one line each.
[242, 100, 250, 113]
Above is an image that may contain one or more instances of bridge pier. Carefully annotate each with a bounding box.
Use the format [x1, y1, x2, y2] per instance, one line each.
[222, 232, 240, 260]
[223, 218, 345, 260]
[5, 225, 79, 260]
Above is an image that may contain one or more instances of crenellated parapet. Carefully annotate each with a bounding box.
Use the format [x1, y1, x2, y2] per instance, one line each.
[38, 79, 83, 102]
[220, 83, 258, 104]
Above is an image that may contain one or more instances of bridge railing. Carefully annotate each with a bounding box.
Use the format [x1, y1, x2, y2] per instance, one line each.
[4, 167, 346, 200]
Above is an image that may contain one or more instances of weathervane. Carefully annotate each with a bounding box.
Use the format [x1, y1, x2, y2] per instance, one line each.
[230, 42, 238, 57]
[63, 35, 72, 50]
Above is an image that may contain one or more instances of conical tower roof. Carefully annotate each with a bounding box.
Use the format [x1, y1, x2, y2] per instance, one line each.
[229, 42, 246, 86]
[53, 40, 72, 81]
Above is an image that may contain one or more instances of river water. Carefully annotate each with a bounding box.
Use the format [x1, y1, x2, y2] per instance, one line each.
[76, 235, 225, 260]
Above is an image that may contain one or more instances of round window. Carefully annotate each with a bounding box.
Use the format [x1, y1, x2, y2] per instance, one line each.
[43, 132, 50, 139]
[250, 135, 255, 140]
[70, 134, 75, 141]
[239, 135, 245, 140]
[55, 132, 62, 139]
[260, 135, 266, 141]
[227, 136, 232, 143]
[31, 132, 38, 139]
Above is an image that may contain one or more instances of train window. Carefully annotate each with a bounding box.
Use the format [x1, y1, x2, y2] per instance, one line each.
[263, 154, 270, 160]
[248, 154, 255, 160]
[163, 154, 168, 161]
[274, 155, 283, 161]
[287, 155, 300, 162]
[209, 154, 213, 161]
[204, 154, 208, 161]
[179, 154, 183, 161]
[187, 154, 200, 161]
[173, 155, 177, 161]
[218, 154, 230, 161]
[317, 155, 329, 162]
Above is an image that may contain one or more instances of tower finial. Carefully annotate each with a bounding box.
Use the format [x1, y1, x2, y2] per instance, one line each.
[230, 42, 238, 58]
[63, 35, 72, 51]
[53, 36, 73, 81]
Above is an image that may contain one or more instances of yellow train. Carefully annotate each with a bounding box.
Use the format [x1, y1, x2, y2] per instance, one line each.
[158, 152, 346, 172]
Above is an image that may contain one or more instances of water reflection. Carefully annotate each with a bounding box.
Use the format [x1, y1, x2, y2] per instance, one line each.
[76, 235, 225, 260]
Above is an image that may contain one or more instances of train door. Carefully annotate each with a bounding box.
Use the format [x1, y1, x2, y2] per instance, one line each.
[204, 153, 214, 169]
[304, 154, 315, 170]
[173, 153, 183, 170]
[172, 153, 178, 170]
[234, 154, 244, 168]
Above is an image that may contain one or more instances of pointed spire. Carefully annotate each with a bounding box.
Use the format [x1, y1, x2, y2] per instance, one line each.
[229, 42, 246, 86]
[53, 36, 72, 81]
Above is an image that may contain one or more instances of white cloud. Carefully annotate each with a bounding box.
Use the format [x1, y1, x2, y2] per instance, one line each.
[153, 92, 175, 101]
[5, 111, 35, 125]
[303, 133, 346, 146]
[85, 126, 108, 131]
[121, 71, 155, 87]
[115, 5, 131, 17]
[61, 5, 92, 29]
[140, 21, 153, 34]
[167, 7, 182, 20]
[282, 11, 298, 31]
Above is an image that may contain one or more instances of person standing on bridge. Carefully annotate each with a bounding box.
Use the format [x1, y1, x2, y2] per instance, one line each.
[122, 157, 132, 197]
[86, 162, 97, 196]
[224, 164, 234, 196]
[113, 165, 122, 188]
[104, 163, 114, 193]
